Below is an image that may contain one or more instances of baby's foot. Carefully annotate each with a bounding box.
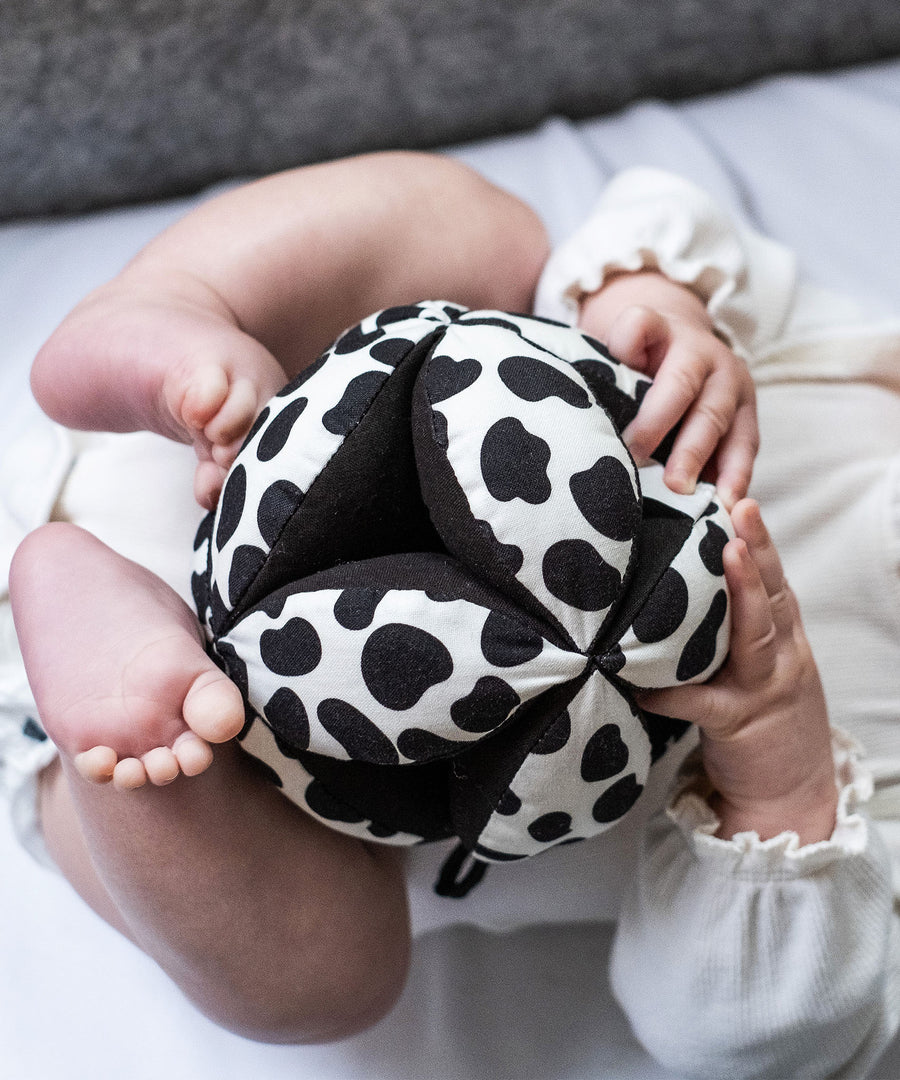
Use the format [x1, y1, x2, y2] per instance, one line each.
[32, 282, 288, 511]
[11, 523, 247, 790]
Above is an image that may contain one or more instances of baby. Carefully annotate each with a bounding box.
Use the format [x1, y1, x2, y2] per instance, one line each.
[9, 152, 840, 1048]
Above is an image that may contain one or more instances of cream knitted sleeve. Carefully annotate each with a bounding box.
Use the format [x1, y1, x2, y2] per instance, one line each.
[610, 732, 900, 1080]
[533, 166, 798, 362]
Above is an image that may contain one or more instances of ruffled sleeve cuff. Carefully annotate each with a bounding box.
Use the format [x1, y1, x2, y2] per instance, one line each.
[534, 166, 798, 361]
[667, 727, 873, 879]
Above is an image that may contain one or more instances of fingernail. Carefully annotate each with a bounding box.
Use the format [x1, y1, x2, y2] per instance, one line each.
[668, 470, 695, 495]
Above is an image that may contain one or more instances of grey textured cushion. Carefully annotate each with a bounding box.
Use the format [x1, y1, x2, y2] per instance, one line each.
[4, 0, 900, 219]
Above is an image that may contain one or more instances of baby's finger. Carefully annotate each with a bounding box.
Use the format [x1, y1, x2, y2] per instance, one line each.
[658, 362, 736, 494]
[710, 399, 758, 511]
[730, 499, 795, 636]
[721, 536, 778, 687]
[606, 305, 671, 375]
[622, 356, 706, 467]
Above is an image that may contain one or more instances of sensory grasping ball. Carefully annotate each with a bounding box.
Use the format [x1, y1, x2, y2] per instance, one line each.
[193, 301, 731, 887]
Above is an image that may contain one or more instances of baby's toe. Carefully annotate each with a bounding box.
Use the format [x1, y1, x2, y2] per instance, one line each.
[142, 746, 180, 786]
[112, 757, 149, 791]
[74, 746, 117, 784]
[183, 669, 246, 745]
[204, 377, 259, 447]
[181, 365, 230, 430]
[173, 732, 214, 777]
[194, 459, 227, 510]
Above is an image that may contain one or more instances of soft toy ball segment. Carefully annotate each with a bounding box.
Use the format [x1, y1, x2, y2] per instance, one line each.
[193, 302, 731, 879]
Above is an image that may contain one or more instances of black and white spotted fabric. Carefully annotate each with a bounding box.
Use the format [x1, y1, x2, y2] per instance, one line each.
[193, 301, 732, 869]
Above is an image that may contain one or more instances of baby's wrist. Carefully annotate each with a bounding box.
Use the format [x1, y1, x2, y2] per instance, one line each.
[578, 269, 713, 340]
[709, 776, 840, 847]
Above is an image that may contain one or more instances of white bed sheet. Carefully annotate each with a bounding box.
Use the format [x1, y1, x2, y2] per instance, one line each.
[3, 57, 900, 1080]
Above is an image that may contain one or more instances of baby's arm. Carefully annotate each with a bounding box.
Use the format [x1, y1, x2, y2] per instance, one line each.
[611, 505, 899, 1078]
[32, 152, 548, 507]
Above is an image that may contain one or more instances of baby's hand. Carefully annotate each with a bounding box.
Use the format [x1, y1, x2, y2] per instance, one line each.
[637, 500, 838, 846]
[579, 272, 757, 510]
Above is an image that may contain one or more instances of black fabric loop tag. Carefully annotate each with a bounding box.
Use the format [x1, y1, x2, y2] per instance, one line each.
[434, 842, 490, 898]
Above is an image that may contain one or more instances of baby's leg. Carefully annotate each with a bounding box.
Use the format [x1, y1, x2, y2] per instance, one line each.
[31, 152, 548, 508]
[10, 522, 246, 788]
[38, 734, 409, 1042]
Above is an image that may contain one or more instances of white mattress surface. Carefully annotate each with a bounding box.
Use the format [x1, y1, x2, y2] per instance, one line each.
[3, 57, 900, 1080]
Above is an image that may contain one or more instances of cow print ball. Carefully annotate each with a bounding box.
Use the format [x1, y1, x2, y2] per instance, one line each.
[193, 301, 731, 868]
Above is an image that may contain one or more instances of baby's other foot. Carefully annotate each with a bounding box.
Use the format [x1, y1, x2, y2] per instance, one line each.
[11, 523, 247, 791]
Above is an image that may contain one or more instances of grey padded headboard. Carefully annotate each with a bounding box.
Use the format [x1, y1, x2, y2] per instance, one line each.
[4, 0, 900, 219]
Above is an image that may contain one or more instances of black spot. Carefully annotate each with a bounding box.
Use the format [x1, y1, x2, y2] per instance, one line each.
[498, 355, 591, 408]
[528, 812, 572, 843]
[370, 337, 415, 367]
[228, 544, 267, 607]
[570, 456, 640, 541]
[496, 788, 522, 816]
[480, 610, 544, 667]
[475, 518, 524, 574]
[396, 727, 466, 761]
[592, 773, 644, 823]
[264, 687, 309, 750]
[243, 404, 271, 447]
[257, 397, 308, 462]
[377, 304, 425, 327]
[367, 822, 400, 839]
[676, 589, 728, 681]
[542, 539, 621, 611]
[22, 717, 47, 742]
[480, 418, 551, 504]
[581, 724, 629, 782]
[191, 570, 209, 621]
[333, 587, 386, 630]
[259, 617, 322, 676]
[632, 567, 689, 643]
[361, 624, 453, 709]
[322, 370, 389, 435]
[531, 709, 571, 755]
[333, 324, 385, 354]
[450, 676, 520, 733]
[425, 354, 482, 403]
[216, 464, 246, 550]
[304, 779, 366, 823]
[699, 520, 729, 576]
[193, 510, 214, 552]
[317, 698, 399, 765]
[257, 480, 304, 547]
[209, 583, 230, 635]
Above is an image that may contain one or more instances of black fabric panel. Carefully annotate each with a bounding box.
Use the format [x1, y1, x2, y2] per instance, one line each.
[291, 748, 456, 842]
[228, 332, 446, 623]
